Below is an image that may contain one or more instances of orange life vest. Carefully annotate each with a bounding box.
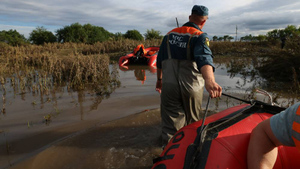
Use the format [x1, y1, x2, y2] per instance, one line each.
[133, 44, 146, 56]
[147, 50, 157, 56]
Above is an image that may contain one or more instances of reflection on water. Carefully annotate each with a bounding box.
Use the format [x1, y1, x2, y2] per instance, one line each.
[214, 56, 299, 107]
[0, 64, 120, 118]
[215, 57, 262, 94]
[0, 63, 121, 167]
[119, 65, 157, 84]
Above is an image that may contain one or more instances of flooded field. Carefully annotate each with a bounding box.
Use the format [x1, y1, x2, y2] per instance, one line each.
[0, 57, 299, 169]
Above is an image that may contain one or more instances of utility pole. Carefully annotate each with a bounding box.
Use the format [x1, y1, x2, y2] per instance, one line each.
[176, 17, 179, 28]
[236, 25, 238, 41]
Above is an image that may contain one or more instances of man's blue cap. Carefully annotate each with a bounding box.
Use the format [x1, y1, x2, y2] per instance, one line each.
[192, 5, 209, 16]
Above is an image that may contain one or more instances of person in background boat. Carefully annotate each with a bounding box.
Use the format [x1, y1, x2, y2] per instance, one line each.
[280, 36, 286, 49]
[247, 102, 300, 169]
[155, 5, 222, 146]
[133, 44, 146, 59]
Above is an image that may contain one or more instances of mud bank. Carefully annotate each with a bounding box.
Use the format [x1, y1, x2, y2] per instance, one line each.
[11, 109, 162, 169]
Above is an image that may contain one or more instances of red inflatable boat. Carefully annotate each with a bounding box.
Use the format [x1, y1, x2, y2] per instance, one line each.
[152, 96, 300, 169]
[119, 45, 159, 67]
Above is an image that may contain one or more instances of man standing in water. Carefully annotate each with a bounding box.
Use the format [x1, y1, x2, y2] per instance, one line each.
[155, 5, 222, 146]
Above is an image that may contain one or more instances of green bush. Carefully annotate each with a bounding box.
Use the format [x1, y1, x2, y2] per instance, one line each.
[144, 29, 163, 40]
[0, 29, 28, 46]
[124, 30, 144, 41]
[29, 26, 57, 45]
[56, 23, 113, 43]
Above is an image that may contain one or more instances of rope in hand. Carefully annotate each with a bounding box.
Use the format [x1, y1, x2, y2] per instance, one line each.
[199, 96, 211, 133]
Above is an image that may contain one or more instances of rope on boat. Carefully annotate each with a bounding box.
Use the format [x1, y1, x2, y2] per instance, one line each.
[199, 96, 211, 133]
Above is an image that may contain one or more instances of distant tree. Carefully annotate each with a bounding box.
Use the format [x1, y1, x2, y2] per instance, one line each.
[267, 29, 279, 38]
[266, 25, 300, 46]
[241, 34, 254, 42]
[217, 37, 224, 41]
[266, 25, 299, 41]
[266, 29, 280, 43]
[223, 35, 233, 41]
[223, 35, 229, 41]
[82, 23, 94, 43]
[255, 35, 267, 42]
[124, 30, 144, 41]
[56, 23, 87, 43]
[56, 23, 113, 44]
[212, 36, 218, 41]
[284, 25, 298, 38]
[114, 32, 124, 40]
[56, 23, 112, 43]
[56, 23, 85, 43]
[29, 26, 56, 45]
[83, 24, 112, 44]
[0, 29, 28, 46]
[144, 29, 162, 40]
[228, 36, 234, 42]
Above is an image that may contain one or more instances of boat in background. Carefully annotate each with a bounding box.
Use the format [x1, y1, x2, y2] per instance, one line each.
[119, 44, 159, 68]
[152, 94, 300, 169]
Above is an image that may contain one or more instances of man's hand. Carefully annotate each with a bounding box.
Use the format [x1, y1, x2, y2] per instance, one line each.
[156, 68, 163, 94]
[200, 65, 222, 98]
[156, 80, 162, 94]
[205, 79, 222, 98]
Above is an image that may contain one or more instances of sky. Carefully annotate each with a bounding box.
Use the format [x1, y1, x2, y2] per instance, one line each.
[1, 0, 300, 40]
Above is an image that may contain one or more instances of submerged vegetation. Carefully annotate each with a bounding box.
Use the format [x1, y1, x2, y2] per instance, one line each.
[211, 34, 300, 98]
[0, 42, 116, 93]
[0, 36, 299, 99]
[0, 39, 161, 117]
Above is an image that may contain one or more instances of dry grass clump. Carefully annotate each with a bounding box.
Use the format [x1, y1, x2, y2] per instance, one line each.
[44, 39, 162, 55]
[0, 39, 161, 98]
[0, 43, 120, 99]
[0, 39, 163, 120]
[257, 50, 300, 92]
[256, 36, 300, 91]
[211, 39, 300, 94]
[210, 41, 276, 57]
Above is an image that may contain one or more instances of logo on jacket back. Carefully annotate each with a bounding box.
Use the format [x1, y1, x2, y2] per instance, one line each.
[169, 34, 187, 48]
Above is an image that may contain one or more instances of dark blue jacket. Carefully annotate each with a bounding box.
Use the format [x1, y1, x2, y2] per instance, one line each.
[157, 22, 215, 72]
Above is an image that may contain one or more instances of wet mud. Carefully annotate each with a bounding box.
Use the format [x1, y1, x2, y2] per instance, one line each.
[11, 109, 162, 169]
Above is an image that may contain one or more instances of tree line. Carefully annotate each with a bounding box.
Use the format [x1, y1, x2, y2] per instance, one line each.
[1, 23, 299, 46]
[0, 23, 163, 46]
[213, 25, 300, 43]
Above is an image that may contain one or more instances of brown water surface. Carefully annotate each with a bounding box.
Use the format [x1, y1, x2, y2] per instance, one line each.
[1, 61, 298, 169]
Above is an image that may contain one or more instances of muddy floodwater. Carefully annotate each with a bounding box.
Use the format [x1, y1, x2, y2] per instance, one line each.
[0, 59, 298, 169]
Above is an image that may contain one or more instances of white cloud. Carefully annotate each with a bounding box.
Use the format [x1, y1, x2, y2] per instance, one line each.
[0, 0, 300, 38]
[0, 25, 36, 38]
